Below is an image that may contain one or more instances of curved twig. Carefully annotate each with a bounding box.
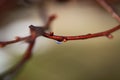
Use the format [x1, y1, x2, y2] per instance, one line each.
[42, 25, 120, 42]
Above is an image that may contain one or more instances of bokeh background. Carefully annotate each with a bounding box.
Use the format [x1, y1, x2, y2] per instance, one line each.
[0, 0, 120, 80]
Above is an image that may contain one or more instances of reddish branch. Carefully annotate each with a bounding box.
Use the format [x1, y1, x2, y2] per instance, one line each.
[0, 39, 35, 80]
[0, 0, 120, 80]
[96, 0, 120, 23]
[43, 24, 120, 42]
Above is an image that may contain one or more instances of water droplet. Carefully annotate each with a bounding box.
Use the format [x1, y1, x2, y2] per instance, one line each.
[56, 41, 62, 44]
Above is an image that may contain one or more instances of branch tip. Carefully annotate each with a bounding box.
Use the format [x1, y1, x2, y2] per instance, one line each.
[49, 14, 57, 21]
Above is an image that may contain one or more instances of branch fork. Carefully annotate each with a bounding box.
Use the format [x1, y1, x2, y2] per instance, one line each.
[0, 13, 120, 80]
[0, 0, 120, 80]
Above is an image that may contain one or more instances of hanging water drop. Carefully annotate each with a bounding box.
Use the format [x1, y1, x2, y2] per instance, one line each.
[55, 41, 62, 44]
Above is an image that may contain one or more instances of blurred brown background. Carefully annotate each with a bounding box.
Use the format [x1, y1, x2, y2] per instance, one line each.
[0, 0, 120, 80]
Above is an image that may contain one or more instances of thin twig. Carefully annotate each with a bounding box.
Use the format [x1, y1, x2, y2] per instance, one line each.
[0, 28, 36, 80]
[96, 0, 120, 23]
[42, 25, 120, 42]
[0, 36, 30, 47]
[1, 39, 35, 80]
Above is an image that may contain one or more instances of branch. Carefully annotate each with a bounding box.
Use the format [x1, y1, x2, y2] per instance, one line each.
[0, 14, 57, 80]
[96, 0, 120, 23]
[42, 25, 120, 42]
[1, 39, 35, 80]
[0, 11, 120, 79]
[0, 27, 36, 80]
[0, 36, 30, 48]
